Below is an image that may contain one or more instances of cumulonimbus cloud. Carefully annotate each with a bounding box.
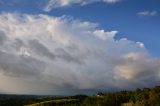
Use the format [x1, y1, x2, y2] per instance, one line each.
[44, 0, 121, 12]
[0, 12, 160, 95]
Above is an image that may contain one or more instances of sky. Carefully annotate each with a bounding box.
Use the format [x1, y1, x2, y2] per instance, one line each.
[0, 0, 160, 95]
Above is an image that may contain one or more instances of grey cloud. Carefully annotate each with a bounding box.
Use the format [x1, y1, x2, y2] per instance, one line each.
[28, 39, 84, 64]
[0, 31, 7, 45]
[0, 50, 46, 78]
[28, 39, 56, 59]
[55, 48, 85, 64]
[12, 38, 25, 50]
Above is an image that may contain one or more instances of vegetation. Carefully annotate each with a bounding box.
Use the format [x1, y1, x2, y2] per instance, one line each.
[0, 85, 160, 106]
[25, 99, 79, 106]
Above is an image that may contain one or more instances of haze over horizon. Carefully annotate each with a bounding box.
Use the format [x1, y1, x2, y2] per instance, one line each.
[0, 0, 160, 95]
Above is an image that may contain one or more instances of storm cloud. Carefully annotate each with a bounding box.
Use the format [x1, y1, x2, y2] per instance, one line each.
[0, 12, 160, 95]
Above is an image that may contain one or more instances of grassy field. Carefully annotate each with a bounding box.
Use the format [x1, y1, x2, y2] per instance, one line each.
[121, 103, 134, 106]
[25, 99, 79, 106]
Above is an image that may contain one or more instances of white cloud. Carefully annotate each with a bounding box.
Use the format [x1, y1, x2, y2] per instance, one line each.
[44, 0, 121, 12]
[137, 11, 158, 17]
[0, 12, 159, 95]
[93, 30, 118, 40]
[114, 52, 160, 80]
[136, 42, 144, 48]
[114, 52, 160, 88]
